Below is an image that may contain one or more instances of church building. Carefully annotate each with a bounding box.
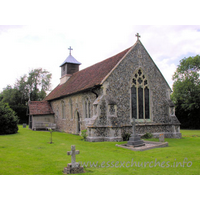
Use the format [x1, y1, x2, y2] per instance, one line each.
[28, 34, 181, 141]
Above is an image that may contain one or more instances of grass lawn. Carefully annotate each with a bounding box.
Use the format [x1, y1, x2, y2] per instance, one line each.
[0, 125, 200, 175]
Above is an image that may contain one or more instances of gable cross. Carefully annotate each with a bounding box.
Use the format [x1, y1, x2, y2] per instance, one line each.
[67, 145, 80, 168]
[68, 46, 73, 55]
[135, 33, 141, 40]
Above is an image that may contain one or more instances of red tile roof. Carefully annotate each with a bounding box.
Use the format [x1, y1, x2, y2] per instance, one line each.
[45, 47, 131, 101]
[28, 101, 54, 115]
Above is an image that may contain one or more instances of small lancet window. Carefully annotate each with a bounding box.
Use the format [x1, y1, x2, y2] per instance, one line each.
[61, 100, 66, 119]
[69, 99, 73, 119]
[84, 98, 91, 118]
[85, 101, 88, 118]
[88, 101, 90, 118]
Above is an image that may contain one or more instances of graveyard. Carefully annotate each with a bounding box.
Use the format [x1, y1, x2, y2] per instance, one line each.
[0, 125, 200, 175]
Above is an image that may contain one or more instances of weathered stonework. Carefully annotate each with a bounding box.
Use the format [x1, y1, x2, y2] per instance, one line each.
[48, 39, 181, 141]
[85, 40, 181, 141]
[63, 163, 84, 174]
[50, 89, 101, 134]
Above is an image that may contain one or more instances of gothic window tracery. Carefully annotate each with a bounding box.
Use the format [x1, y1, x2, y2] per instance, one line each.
[131, 69, 150, 120]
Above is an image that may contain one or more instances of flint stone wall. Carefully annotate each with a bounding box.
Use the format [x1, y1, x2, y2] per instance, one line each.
[50, 88, 101, 134]
[49, 40, 181, 141]
[89, 41, 181, 140]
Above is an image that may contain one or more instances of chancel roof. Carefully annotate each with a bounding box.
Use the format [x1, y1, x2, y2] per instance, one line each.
[45, 46, 131, 101]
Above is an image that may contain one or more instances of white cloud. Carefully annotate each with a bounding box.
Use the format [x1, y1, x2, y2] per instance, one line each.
[0, 25, 200, 94]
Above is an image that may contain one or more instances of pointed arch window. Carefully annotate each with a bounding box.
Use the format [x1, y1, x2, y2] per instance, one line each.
[61, 100, 66, 119]
[84, 98, 91, 118]
[131, 69, 150, 120]
[85, 100, 88, 118]
[69, 99, 73, 119]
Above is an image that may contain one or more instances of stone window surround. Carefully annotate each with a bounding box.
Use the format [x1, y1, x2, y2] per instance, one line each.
[83, 97, 91, 119]
[93, 104, 98, 116]
[61, 100, 66, 119]
[108, 104, 117, 117]
[169, 107, 175, 116]
[69, 98, 73, 120]
[130, 68, 151, 122]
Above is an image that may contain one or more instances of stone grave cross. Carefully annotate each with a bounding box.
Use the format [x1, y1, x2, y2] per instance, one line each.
[132, 118, 136, 136]
[67, 145, 80, 168]
[127, 118, 145, 147]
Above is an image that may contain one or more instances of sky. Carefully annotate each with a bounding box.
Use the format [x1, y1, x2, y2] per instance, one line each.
[1, 25, 200, 93]
[0, 0, 200, 94]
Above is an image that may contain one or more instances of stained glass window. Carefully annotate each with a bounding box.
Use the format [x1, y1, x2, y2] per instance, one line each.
[131, 69, 150, 120]
[138, 87, 143, 119]
[131, 85, 137, 119]
[145, 87, 149, 119]
[138, 78, 142, 84]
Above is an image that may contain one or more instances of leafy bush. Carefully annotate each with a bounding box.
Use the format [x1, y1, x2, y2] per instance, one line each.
[0, 102, 19, 135]
[81, 129, 87, 141]
[122, 132, 131, 141]
[141, 132, 153, 139]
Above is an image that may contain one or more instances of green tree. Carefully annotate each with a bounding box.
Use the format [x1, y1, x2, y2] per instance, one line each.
[171, 55, 200, 128]
[14, 74, 29, 105]
[0, 101, 19, 135]
[0, 85, 19, 106]
[13, 68, 52, 102]
[0, 68, 52, 123]
[27, 68, 52, 101]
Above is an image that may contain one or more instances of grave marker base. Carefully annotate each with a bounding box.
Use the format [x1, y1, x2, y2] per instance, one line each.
[63, 163, 84, 174]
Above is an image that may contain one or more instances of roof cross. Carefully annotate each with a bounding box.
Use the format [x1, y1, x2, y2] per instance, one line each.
[135, 33, 141, 40]
[68, 46, 73, 55]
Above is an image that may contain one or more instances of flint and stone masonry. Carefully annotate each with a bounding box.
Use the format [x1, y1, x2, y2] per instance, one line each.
[28, 35, 181, 141]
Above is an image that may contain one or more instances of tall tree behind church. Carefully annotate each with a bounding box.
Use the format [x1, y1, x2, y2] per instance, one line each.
[0, 68, 52, 123]
[171, 55, 200, 128]
[26, 68, 52, 101]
